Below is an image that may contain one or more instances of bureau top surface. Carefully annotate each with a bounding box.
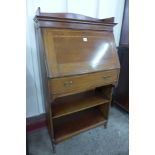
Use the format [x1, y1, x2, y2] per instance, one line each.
[34, 9, 120, 78]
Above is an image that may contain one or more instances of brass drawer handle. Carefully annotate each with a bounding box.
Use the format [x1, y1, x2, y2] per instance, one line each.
[64, 81, 73, 87]
[102, 76, 111, 79]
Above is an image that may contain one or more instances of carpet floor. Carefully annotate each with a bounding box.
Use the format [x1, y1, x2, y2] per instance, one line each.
[27, 106, 129, 155]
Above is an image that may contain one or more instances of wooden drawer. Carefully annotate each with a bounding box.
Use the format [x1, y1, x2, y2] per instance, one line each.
[49, 70, 118, 96]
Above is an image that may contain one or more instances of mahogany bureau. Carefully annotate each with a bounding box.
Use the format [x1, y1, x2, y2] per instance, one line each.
[34, 7, 120, 152]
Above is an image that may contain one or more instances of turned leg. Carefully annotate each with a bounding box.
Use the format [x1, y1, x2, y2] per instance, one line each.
[104, 122, 108, 129]
[52, 141, 56, 153]
[49, 134, 56, 153]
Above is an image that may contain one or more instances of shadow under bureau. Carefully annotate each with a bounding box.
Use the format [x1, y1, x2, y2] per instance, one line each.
[34, 8, 120, 152]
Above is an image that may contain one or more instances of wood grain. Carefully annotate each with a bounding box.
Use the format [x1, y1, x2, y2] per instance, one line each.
[42, 28, 120, 78]
[49, 69, 118, 96]
[52, 90, 109, 119]
[53, 108, 106, 143]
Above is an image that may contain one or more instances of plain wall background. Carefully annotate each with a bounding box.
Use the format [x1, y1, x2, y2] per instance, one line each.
[26, 0, 125, 118]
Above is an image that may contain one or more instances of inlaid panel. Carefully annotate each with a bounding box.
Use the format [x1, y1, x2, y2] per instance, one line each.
[42, 29, 120, 78]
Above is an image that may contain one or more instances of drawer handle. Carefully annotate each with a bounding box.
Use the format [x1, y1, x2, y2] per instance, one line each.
[64, 81, 73, 87]
[102, 76, 111, 79]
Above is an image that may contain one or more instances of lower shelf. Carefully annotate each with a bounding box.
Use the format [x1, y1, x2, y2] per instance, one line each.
[53, 108, 106, 143]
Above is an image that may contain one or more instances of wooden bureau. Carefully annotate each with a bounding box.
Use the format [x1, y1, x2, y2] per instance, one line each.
[34, 8, 120, 152]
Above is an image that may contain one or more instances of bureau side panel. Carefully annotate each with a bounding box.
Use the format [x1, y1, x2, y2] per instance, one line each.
[34, 25, 55, 142]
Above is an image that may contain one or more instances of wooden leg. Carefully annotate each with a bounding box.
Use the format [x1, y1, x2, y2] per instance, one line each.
[52, 141, 56, 153]
[49, 134, 56, 153]
[104, 122, 108, 129]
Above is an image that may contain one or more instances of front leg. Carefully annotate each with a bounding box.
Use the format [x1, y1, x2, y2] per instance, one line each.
[104, 121, 108, 129]
[52, 141, 56, 153]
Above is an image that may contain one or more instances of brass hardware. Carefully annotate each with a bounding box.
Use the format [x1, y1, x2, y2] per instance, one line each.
[102, 76, 111, 79]
[64, 81, 73, 87]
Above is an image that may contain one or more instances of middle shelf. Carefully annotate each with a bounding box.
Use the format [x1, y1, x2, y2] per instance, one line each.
[52, 90, 109, 119]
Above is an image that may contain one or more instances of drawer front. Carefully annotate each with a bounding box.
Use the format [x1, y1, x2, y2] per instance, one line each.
[49, 70, 118, 95]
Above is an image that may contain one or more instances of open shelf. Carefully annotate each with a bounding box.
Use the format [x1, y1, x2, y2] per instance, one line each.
[52, 90, 109, 119]
[53, 108, 106, 143]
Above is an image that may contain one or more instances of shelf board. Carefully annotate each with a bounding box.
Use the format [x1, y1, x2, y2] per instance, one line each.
[53, 108, 106, 143]
[52, 91, 109, 119]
